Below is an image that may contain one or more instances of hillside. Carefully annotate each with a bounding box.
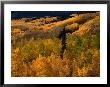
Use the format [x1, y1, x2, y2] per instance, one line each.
[11, 12, 100, 77]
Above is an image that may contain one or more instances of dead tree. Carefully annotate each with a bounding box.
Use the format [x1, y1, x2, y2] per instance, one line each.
[58, 27, 73, 59]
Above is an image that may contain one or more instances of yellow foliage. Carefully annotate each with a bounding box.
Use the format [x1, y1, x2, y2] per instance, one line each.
[73, 16, 100, 36]
[12, 28, 21, 34]
[65, 23, 79, 31]
[31, 57, 54, 76]
[11, 12, 100, 77]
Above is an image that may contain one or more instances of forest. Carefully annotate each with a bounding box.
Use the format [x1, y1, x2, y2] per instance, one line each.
[11, 12, 100, 77]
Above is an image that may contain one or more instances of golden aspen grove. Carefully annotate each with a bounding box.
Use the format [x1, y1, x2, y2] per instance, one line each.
[11, 12, 100, 77]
